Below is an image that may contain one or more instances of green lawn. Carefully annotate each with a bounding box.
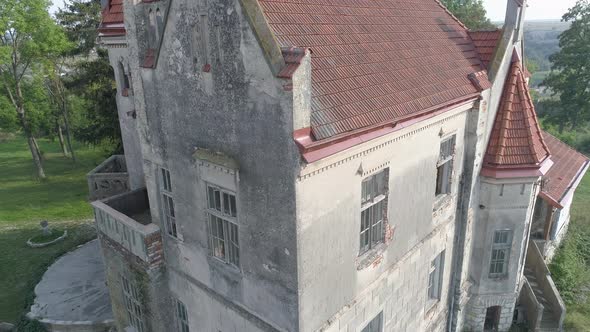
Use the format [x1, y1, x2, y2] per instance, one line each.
[0, 135, 110, 324]
[549, 172, 590, 331]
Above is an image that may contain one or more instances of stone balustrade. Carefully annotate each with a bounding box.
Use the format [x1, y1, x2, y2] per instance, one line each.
[87, 155, 130, 201]
[92, 188, 162, 268]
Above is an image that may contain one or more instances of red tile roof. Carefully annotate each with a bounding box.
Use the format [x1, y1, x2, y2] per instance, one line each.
[482, 53, 551, 176]
[469, 29, 502, 69]
[258, 0, 485, 140]
[541, 132, 589, 207]
[98, 0, 125, 37]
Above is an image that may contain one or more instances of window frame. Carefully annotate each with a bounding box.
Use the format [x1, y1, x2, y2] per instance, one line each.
[206, 184, 239, 268]
[159, 168, 178, 239]
[489, 230, 513, 277]
[427, 250, 445, 306]
[359, 170, 388, 255]
[361, 311, 383, 332]
[435, 135, 456, 197]
[175, 298, 189, 332]
[121, 275, 145, 332]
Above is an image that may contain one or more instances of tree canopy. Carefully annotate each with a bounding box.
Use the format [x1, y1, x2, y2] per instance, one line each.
[441, 0, 496, 30]
[0, 0, 71, 178]
[55, 0, 101, 55]
[542, 0, 590, 130]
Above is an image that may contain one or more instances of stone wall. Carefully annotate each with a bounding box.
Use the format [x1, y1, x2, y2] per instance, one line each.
[122, 0, 302, 330]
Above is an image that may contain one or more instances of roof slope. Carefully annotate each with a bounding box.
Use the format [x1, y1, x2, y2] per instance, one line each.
[98, 0, 125, 37]
[482, 53, 551, 176]
[469, 29, 502, 69]
[258, 0, 484, 140]
[541, 132, 589, 207]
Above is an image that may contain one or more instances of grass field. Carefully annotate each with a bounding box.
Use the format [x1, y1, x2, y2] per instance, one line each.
[0, 135, 109, 324]
[549, 172, 590, 330]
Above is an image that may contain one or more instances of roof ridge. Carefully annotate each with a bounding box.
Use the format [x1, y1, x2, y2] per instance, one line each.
[543, 131, 590, 161]
[433, 0, 469, 31]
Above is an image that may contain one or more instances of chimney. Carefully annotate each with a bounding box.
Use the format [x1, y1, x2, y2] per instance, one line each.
[488, 0, 527, 80]
[504, 0, 527, 43]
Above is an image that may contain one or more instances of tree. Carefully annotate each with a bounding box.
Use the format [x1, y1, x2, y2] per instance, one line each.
[542, 0, 590, 131]
[0, 0, 70, 179]
[66, 48, 121, 150]
[441, 0, 497, 30]
[55, 0, 101, 56]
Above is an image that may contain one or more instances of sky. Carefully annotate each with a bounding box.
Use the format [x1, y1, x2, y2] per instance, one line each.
[50, 0, 577, 20]
[483, 0, 578, 21]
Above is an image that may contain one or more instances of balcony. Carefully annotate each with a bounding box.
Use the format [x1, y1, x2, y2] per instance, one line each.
[91, 188, 162, 267]
[87, 155, 130, 201]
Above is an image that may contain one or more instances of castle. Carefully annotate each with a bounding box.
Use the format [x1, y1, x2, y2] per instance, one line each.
[87, 0, 589, 330]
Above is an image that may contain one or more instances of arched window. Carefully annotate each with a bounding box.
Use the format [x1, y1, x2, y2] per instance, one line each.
[148, 9, 156, 48]
[156, 8, 163, 43]
[119, 62, 129, 89]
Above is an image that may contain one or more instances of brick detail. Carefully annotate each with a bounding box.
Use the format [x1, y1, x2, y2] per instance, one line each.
[144, 232, 164, 269]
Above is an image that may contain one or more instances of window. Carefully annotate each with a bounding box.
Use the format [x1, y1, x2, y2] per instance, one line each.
[176, 299, 189, 332]
[160, 168, 177, 238]
[148, 9, 156, 48]
[361, 312, 383, 332]
[121, 275, 145, 332]
[360, 170, 388, 255]
[489, 230, 512, 276]
[206, 185, 239, 267]
[191, 15, 210, 70]
[436, 135, 456, 196]
[118, 62, 130, 94]
[428, 250, 445, 302]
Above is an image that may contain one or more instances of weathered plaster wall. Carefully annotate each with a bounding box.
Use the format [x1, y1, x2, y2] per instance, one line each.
[123, 0, 301, 330]
[98, 234, 170, 332]
[464, 177, 539, 331]
[295, 105, 472, 331]
[107, 46, 145, 190]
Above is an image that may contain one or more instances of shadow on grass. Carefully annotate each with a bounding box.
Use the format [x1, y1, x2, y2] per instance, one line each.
[0, 220, 97, 324]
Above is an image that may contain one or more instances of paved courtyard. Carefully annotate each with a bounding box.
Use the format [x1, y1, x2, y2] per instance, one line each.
[29, 239, 113, 324]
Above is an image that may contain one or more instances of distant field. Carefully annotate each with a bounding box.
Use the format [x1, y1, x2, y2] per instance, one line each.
[0, 135, 108, 323]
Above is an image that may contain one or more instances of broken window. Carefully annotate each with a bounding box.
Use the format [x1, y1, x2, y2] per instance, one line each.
[361, 311, 383, 332]
[206, 185, 239, 267]
[489, 230, 512, 277]
[427, 250, 445, 303]
[175, 299, 189, 332]
[121, 275, 145, 332]
[360, 169, 388, 255]
[436, 135, 456, 196]
[160, 168, 178, 238]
